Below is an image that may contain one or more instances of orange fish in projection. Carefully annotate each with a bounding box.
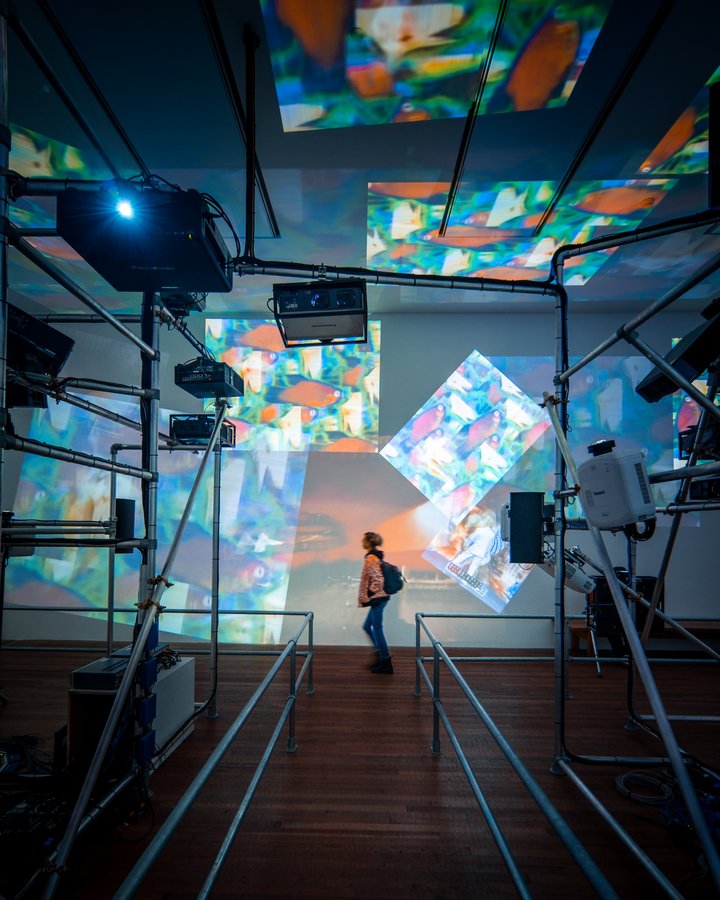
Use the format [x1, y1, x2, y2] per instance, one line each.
[640, 106, 696, 173]
[260, 403, 281, 424]
[393, 104, 431, 123]
[270, 379, 342, 408]
[576, 186, 668, 216]
[369, 182, 452, 200]
[422, 226, 520, 248]
[239, 324, 286, 352]
[470, 265, 547, 281]
[321, 437, 376, 452]
[506, 17, 579, 111]
[347, 62, 394, 98]
[276, 0, 353, 68]
[343, 364, 364, 387]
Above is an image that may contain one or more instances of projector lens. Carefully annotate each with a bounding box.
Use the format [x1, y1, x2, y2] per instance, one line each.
[309, 292, 327, 309]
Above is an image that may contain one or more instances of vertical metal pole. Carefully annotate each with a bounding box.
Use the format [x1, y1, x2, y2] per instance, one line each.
[306, 613, 314, 695]
[106, 456, 118, 656]
[0, 10, 10, 642]
[545, 400, 720, 890]
[208, 438, 222, 718]
[553, 270, 569, 764]
[414, 614, 422, 696]
[140, 291, 160, 609]
[242, 24, 259, 260]
[431, 643, 441, 754]
[640, 364, 719, 644]
[287, 641, 297, 752]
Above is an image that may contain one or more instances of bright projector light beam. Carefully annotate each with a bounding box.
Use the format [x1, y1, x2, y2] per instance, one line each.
[115, 199, 134, 219]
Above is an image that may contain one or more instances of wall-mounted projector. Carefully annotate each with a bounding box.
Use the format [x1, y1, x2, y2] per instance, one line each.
[174, 358, 244, 399]
[56, 185, 233, 293]
[272, 278, 368, 347]
[577, 440, 656, 530]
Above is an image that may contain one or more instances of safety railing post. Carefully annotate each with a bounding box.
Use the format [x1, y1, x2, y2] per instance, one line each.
[414, 613, 422, 696]
[287, 641, 297, 752]
[431, 643, 441, 754]
[306, 614, 315, 695]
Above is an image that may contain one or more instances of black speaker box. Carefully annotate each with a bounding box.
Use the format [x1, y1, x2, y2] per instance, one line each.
[591, 572, 664, 638]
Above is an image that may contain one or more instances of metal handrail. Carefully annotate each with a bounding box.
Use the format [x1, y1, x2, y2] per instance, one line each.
[414, 612, 619, 899]
[113, 611, 314, 899]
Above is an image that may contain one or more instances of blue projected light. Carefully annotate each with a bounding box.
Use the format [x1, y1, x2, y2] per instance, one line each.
[115, 199, 134, 219]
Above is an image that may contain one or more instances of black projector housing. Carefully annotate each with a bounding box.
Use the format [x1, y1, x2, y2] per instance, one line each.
[273, 278, 368, 346]
[56, 186, 233, 293]
[169, 414, 237, 447]
[174, 358, 244, 399]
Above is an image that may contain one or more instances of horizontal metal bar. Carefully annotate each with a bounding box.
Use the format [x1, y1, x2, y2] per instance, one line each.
[10, 375, 144, 430]
[238, 257, 558, 297]
[30, 373, 155, 398]
[650, 459, 720, 483]
[637, 714, 720, 722]
[0, 432, 153, 479]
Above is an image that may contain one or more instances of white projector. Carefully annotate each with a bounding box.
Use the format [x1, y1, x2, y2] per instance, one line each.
[577, 440, 656, 530]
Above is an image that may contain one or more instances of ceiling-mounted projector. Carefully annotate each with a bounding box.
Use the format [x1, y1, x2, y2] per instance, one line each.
[272, 278, 368, 347]
[56, 185, 233, 293]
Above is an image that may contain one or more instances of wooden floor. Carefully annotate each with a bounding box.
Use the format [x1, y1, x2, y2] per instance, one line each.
[1, 643, 719, 899]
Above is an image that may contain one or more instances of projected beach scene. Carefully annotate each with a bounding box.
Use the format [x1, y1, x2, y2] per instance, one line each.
[260, 0, 611, 131]
[205, 319, 381, 451]
[368, 178, 677, 285]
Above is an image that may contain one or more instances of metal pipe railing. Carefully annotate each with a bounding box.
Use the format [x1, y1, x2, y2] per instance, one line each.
[543, 396, 720, 891]
[113, 612, 314, 899]
[414, 613, 618, 899]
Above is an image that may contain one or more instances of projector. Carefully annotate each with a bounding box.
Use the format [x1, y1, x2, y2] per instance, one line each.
[56, 185, 233, 293]
[174, 358, 244, 399]
[273, 278, 368, 346]
[577, 440, 655, 530]
[169, 414, 237, 447]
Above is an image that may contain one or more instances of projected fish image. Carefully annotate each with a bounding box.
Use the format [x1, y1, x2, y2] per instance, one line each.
[368, 179, 676, 285]
[205, 319, 381, 451]
[261, 1, 612, 131]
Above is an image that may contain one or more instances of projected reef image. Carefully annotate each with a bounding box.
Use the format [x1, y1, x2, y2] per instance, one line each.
[205, 319, 381, 451]
[7, 401, 308, 643]
[261, 0, 611, 131]
[382, 352, 677, 612]
[368, 179, 677, 285]
[638, 65, 720, 176]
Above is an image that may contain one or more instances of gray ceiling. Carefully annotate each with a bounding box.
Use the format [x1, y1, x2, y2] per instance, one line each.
[6, 0, 720, 318]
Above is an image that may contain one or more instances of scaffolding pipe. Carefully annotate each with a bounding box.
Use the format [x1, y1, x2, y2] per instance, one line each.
[208, 440, 222, 717]
[8, 228, 157, 358]
[42, 403, 228, 900]
[624, 332, 720, 425]
[112, 614, 313, 899]
[557, 249, 720, 382]
[544, 396, 720, 890]
[0, 432, 152, 478]
[557, 760, 683, 900]
[640, 366, 719, 644]
[649, 459, 720, 483]
[28, 373, 156, 398]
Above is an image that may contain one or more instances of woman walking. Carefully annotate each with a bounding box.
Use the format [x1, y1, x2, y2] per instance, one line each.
[358, 531, 393, 674]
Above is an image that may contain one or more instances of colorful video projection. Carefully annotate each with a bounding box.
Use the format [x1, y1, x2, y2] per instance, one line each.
[382, 352, 677, 612]
[205, 319, 381, 451]
[368, 178, 677, 285]
[7, 400, 308, 643]
[638, 65, 720, 176]
[260, 0, 611, 131]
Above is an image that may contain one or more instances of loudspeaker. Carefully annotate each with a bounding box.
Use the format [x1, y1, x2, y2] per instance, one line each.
[508, 492, 545, 563]
[114, 498, 135, 553]
[591, 572, 664, 639]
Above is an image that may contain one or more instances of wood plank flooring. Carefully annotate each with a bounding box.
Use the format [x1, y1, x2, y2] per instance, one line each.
[1, 643, 718, 899]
